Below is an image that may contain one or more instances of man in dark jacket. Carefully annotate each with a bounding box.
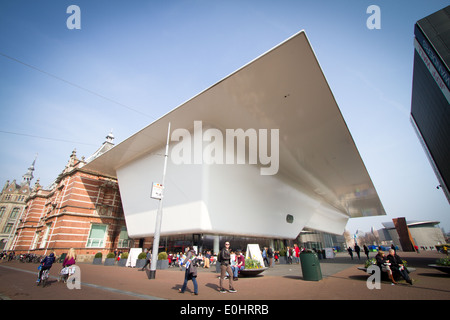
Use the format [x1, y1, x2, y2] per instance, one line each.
[386, 249, 413, 285]
[37, 252, 55, 283]
[218, 242, 237, 293]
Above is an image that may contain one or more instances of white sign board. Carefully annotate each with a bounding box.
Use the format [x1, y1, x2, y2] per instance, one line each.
[151, 182, 163, 199]
[126, 248, 143, 267]
[325, 248, 335, 259]
[245, 244, 264, 268]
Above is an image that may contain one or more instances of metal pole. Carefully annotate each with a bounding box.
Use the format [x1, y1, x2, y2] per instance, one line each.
[148, 122, 171, 279]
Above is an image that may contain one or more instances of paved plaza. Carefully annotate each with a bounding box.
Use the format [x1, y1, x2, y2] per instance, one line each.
[0, 251, 448, 301]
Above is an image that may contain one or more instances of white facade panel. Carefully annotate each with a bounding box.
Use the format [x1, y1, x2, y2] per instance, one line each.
[118, 130, 350, 239]
[85, 30, 385, 240]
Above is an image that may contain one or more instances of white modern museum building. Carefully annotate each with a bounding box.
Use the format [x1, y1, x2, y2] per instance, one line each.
[84, 31, 385, 253]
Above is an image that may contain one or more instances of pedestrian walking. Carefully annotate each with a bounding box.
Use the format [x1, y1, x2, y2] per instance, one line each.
[262, 247, 269, 267]
[267, 247, 274, 267]
[286, 246, 292, 264]
[217, 241, 237, 293]
[294, 244, 300, 263]
[179, 246, 198, 295]
[354, 244, 361, 260]
[347, 247, 353, 260]
[141, 249, 151, 271]
[363, 245, 370, 259]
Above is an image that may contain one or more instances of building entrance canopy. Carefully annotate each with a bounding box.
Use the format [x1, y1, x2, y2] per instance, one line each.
[84, 31, 385, 239]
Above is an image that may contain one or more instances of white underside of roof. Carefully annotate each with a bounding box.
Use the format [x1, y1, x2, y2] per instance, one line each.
[84, 30, 385, 238]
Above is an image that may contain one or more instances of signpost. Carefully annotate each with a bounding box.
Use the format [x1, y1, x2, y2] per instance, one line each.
[148, 122, 171, 279]
[151, 182, 163, 200]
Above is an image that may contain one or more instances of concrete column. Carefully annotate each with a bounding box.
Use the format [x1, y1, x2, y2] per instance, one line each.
[213, 235, 220, 255]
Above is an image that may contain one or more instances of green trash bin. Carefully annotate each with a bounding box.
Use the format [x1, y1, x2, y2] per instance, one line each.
[300, 252, 322, 281]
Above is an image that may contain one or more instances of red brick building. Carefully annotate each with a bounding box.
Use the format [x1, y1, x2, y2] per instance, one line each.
[10, 134, 151, 261]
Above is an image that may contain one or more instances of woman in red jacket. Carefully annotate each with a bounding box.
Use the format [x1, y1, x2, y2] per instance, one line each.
[63, 248, 76, 267]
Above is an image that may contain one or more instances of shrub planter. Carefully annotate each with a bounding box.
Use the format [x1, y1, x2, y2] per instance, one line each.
[136, 252, 148, 269]
[104, 253, 116, 266]
[240, 267, 268, 277]
[104, 258, 116, 266]
[157, 252, 169, 270]
[157, 259, 169, 269]
[240, 259, 267, 277]
[136, 259, 146, 269]
[118, 253, 128, 267]
[428, 264, 450, 274]
[93, 252, 103, 265]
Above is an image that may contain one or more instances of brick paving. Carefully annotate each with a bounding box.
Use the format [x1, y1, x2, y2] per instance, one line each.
[0, 251, 448, 301]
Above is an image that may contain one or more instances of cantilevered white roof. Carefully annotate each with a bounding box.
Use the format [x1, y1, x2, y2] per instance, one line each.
[84, 30, 385, 219]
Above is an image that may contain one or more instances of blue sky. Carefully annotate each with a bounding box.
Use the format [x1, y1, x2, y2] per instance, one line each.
[1, 0, 449, 235]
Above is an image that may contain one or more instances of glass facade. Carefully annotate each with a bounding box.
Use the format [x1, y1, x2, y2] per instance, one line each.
[410, 7, 450, 204]
[146, 231, 345, 255]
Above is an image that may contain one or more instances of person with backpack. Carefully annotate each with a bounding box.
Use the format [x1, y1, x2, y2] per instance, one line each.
[217, 241, 237, 293]
[37, 252, 55, 284]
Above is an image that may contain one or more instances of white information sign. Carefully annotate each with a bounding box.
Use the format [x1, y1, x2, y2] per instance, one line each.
[245, 244, 264, 268]
[151, 182, 163, 199]
[324, 247, 335, 259]
[126, 248, 143, 267]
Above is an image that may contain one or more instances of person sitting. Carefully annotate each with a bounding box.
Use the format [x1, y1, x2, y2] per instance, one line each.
[203, 250, 211, 268]
[386, 249, 413, 285]
[231, 250, 245, 280]
[375, 250, 397, 285]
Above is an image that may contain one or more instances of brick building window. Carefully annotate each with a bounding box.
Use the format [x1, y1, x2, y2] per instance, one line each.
[86, 224, 107, 248]
[40, 224, 51, 248]
[9, 208, 20, 219]
[117, 226, 132, 248]
[2, 223, 13, 233]
[31, 232, 40, 250]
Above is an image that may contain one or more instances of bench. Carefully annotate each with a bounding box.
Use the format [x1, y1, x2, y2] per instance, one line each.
[358, 266, 416, 282]
[357, 266, 416, 273]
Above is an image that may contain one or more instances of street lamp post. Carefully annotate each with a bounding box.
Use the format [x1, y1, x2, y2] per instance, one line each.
[148, 122, 171, 280]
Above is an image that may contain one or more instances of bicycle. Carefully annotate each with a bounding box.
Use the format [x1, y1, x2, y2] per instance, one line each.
[37, 268, 50, 287]
[58, 265, 76, 283]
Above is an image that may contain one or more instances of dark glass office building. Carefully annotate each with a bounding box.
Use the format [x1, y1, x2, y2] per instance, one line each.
[410, 6, 450, 204]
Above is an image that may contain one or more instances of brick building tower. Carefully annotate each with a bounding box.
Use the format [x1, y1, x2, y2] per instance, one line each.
[10, 134, 135, 261]
[0, 158, 35, 250]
